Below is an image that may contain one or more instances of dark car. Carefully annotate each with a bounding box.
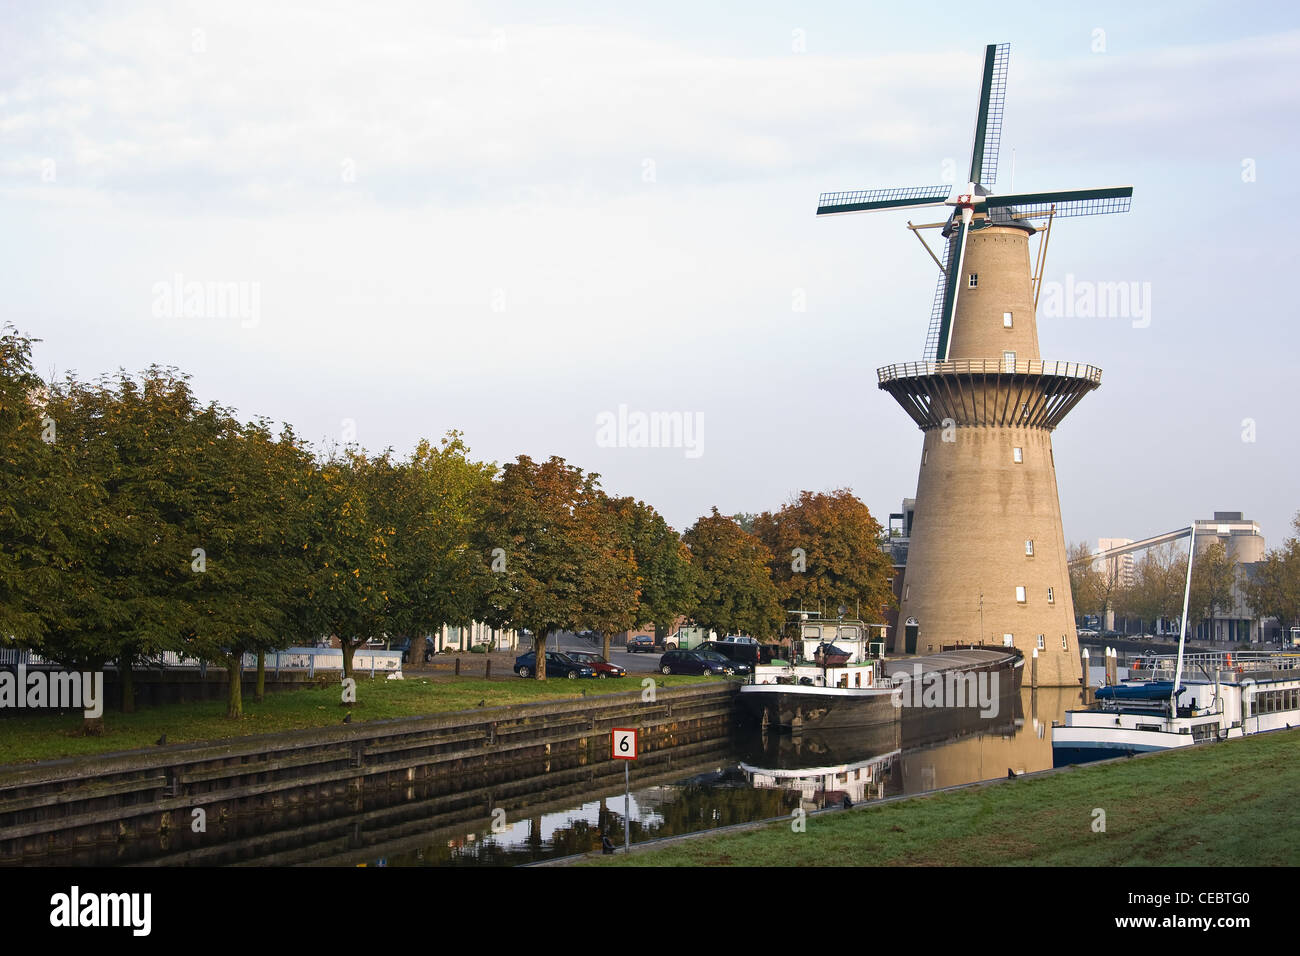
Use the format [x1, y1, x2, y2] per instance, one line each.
[513, 651, 596, 680]
[565, 651, 627, 678]
[626, 634, 657, 653]
[658, 649, 748, 676]
[698, 640, 760, 668]
[389, 636, 434, 663]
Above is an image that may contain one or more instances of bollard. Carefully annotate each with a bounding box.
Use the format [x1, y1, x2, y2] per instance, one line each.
[455, 657, 461, 677]
[1080, 648, 1090, 705]
[485, 658, 491, 679]
[1031, 648, 1038, 689]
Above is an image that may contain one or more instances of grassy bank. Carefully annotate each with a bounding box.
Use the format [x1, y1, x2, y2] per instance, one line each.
[583, 728, 1300, 867]
[0, 673, 719, 765]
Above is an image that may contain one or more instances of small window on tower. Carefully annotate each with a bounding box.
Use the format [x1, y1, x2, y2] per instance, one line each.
[1025, 539, 1035, 556]
[968, 273, 978, 288]
[1003, 633, 1014, 647]
[1003, 312, 1013, 328]
[1061, 634, 1069, 650]
[1047, 587, 1055, 604]
[1016, 586, 1027, 603]
[1013, 446, 1023, 463]
[1037, 634, 1045, 650]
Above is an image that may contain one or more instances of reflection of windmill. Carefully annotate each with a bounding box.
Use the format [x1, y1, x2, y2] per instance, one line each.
[818, 44, 1134, 686]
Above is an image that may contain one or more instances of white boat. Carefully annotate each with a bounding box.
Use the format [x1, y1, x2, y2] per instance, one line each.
[1051, 651, 1300, 765]
[739, 618, 900, 731]
[1052, 521, 1300, 764]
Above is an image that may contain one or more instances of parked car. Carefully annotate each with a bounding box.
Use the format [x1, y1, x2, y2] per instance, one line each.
[565, 651, 627, 679]
[389, 636, 434, 663]
[513, 651, 596, 679]
[658, 649, 748, 676]
[698, 640, 760, 668]
[626, 634, 658, 653]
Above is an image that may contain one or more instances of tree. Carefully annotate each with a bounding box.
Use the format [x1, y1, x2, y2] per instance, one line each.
[682, 508, 782, 640]
[1245, 512, 1300, 641]
[1068, 541, 1123, 630]
[582, 495, 642, 661]
[476, 456, 637, 679]
[624, 501, 697, 647]
[0, 327, 71, 650]
[753, 490, 894, 626]
[369, 433, 496, 658]
[300, 451, 397, 689]
[1189, 539, 1237, 639]
[1116, 543, 1186, 635]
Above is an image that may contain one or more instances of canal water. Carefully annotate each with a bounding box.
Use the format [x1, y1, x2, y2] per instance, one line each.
[366, 685, 1084, 867]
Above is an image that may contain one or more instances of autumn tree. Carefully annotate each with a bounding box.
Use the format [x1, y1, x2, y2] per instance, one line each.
[1188, 539, 1237, 638]
[1068, 541, 1124, 630]
[754, 490, 894, 626]
[1245, 513, 1300, 641]
[625, 501, 697, 648]
[476, 456, 637, 679]
[1116, 543, 1187, 635]
[682, 508, 782, 640]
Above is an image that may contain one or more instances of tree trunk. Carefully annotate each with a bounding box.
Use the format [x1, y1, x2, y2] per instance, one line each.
[81, 657, 106, 736]
[602, 632, 612, 661]
[342, 639, 356, 683]
[534, 632, 547, 680]
[255, 650, 266, 703]
[226, 656, 243, 719]
[119, 657, 136, 714]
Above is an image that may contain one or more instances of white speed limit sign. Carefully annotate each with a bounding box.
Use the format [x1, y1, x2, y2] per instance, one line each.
[611, 727, 638, 760]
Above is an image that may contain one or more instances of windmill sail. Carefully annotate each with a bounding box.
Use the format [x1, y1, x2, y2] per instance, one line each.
[985, 186, 1133, 219]
[969, 43, 1010, 185]
[923, 230, 957, 361]
[817, 185, 951, 216]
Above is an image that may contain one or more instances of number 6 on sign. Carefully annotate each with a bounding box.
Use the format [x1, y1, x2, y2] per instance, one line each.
[612, 728, 638, 760]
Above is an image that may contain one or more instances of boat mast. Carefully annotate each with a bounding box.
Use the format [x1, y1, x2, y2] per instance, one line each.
[1170, 523, 1196, 716]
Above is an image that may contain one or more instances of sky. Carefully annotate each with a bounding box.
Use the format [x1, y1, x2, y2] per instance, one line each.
[3, 0, 1299, 550]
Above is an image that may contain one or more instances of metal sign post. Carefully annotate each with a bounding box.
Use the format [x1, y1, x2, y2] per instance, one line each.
[611, 728, 638, 853]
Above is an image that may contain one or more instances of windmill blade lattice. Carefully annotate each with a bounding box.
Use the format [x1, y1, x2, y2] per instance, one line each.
[923, 230, 957, 360]
[985, 186, 1133, 220]
[969, 43, 1010, 186]
[817, 185, 951, 216]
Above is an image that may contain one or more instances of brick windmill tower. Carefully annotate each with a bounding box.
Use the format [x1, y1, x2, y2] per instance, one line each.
[818, 44, 1132, 685]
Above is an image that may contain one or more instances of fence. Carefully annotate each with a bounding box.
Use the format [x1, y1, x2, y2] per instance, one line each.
[0, 646, 403, 678]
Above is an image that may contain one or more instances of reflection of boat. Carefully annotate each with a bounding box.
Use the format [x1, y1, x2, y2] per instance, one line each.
[740, 726, 901, 809]
[1053, 524, 1300, 765]
[740, 618, 899, 732]
[740, 723, 901, 770]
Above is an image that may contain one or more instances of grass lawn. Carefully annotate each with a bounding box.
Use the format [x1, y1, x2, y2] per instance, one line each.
[582, 727, 1300, 867]
[0, 673, 720, 766]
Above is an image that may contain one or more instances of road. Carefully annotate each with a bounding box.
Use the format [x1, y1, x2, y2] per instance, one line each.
[548, 631, 664, 675]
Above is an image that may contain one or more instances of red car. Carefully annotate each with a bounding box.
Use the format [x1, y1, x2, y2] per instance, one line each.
[565, 652, 627, 679]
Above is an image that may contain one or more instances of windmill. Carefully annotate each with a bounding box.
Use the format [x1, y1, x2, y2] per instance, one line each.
[817, 44, 1136, 686]
[816, 43, 1132, 362]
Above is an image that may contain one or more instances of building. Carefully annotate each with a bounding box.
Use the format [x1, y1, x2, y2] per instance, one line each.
[880, 214, 1096, 685]
[1094, 538, 1135, 590]
[822, 44, 1129, 686]
[1192, 511, 1266, 643]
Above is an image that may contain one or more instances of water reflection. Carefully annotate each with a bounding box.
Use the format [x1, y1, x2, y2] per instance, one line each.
[374, 685, 1081, 866]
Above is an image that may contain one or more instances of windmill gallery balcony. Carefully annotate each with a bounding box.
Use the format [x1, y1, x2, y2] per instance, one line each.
[876, 358, 1101, 431]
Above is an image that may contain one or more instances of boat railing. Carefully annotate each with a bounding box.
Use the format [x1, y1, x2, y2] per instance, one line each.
[1141, 651, 1300, 680]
